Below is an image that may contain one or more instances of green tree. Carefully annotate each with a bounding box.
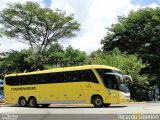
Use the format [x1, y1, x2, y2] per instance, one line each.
[44, 44, 87, 68]
[0, 50, 33, 74]
[0, 44, 87, 74]
[101, 7, 160, 84]
[0, 2, 80, 70]
[64, 45, 87, 66]
[0, 2, 80, 52]
[44, 43, 65, 68]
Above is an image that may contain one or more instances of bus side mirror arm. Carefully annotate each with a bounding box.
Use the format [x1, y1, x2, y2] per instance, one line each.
[124, 75, 132, 82]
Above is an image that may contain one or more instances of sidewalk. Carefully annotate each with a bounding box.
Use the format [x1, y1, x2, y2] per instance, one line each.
[120, 101, 146, 104]
[126, 101, 160, 104]
[146, 101, 160, 103]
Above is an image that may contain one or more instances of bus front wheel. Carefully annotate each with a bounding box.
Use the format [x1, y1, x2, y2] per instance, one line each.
[91, 95, 104, 108]
[19, 97, 27, 107]
[28, 97, 37, 108]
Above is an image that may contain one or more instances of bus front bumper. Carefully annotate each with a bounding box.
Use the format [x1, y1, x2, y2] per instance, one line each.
[119, 92, 130, 103]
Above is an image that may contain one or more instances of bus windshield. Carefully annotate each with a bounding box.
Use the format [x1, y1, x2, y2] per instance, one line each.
[119, 75, 132, 93]
[118, 81, 129, 93]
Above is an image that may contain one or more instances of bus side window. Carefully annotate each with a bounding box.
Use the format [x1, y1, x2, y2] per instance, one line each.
[37, 74, 47, 84]
[70, 71, 81, 82]
[5, 77, 11, 85]
[58, 72, 65, 83]
[88, 70, 99, 83]
[72, 71, 80, 82]
[65, 72, 73, 82]
[81, 70, 99, 83]
[27, 75, 34, 85]
[6, 77, 18, 86]
[96, 69, 105, 81]
[81, 70, 89, 82]
[14, 76, 20, 85]
[63, 72, 69, 82]
[19, 76, 26, 85]
[48, 73, 59, 83]
[32, 75, 39, 84]
[59, 71, 82, 83]
[18, 76, 22, 85]
[62, 71, 75, 83]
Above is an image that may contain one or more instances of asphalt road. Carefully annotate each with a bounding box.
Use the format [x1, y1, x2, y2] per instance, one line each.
[0, 103, 160, 120]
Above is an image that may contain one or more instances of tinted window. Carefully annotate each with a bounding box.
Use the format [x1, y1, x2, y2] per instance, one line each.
[6, 76, 19, 85]
[59, 71, 83, 83]
[104, 74, 118, 90]
[47, 73, 59, 83]
[62, 71, 81, 82]
[96, 69, 113, 81]
[81, 70, 98, 83]
[52, 70, 98, 83]
[5, 69, 98, 86]
[96, 69, 119, 90]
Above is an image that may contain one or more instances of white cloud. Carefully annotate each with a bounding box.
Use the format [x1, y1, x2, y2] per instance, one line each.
[0, 0, 159, 54]
[0, 38, 29, 52]
[51, 0, 141, 53]
[145, 3, 159, 8]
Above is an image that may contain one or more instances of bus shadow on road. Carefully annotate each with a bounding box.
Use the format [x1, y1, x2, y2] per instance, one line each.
[3, 105, 127, 108]
[41, 105, 128, 109]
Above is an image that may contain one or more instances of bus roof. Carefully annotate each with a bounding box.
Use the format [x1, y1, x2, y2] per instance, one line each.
[5, 65, 121, 77]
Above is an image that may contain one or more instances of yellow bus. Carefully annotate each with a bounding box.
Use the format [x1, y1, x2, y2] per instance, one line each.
[4, 65, 132, 108]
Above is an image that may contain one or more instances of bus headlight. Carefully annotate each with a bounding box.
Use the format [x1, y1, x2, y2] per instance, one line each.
[119, 92, 130, 98]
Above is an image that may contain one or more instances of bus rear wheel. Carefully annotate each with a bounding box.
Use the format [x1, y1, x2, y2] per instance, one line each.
[28, 97, 37, 108]
[19, 97, 27, 107]
[92, 95, 104, 108]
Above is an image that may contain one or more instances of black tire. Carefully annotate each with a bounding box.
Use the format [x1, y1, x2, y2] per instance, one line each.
[92, 96, 104, 108]
[19, 97, 27, 107]
[104, 103, 111, 107]
[41, 104, 50, 108]
[28, 97, 37, 108]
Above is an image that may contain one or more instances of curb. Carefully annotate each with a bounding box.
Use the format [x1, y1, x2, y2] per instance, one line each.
[119, 102, 146, 104]
[126, 102, 146, 104]
[146, 101, 160, 103]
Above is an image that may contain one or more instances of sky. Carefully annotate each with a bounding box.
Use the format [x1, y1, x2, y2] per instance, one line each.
[0, 0, 159, 54]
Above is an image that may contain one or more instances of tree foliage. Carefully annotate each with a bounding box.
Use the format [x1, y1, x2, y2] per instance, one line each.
[0, 50, 32, 74]
[0, 2, 80, 52]
[44, 44, 87, 68]
[64, 45, 87, 66]
[86, 48, 148, 86]
[101, 7, 160, 83]
[0, 44, 87, 74]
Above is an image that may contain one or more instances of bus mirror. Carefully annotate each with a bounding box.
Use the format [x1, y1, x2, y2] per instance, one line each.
[105, 73, 123, 82]
[124, 75, 132, 82]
